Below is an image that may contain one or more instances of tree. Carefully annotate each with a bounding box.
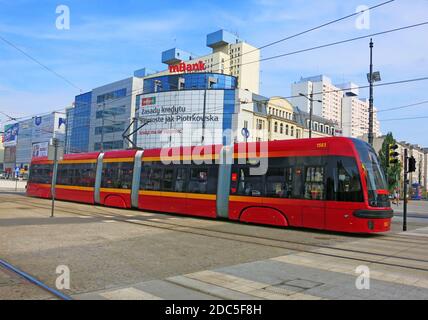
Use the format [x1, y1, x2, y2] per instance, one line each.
[378, 132, 402, 192]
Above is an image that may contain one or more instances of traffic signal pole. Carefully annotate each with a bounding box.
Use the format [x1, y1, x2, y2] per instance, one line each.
[403, 148, 408, 231]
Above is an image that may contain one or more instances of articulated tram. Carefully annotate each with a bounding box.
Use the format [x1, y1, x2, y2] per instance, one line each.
[27, 137, 393, 233]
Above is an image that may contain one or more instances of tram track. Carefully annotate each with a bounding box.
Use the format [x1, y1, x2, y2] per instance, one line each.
[22, 195, 428, 246]
[0, 258, 72, 300]
[3, 195, 428, 273]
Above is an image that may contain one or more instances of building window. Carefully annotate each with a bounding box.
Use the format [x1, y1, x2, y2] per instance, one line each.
[280, 123, 283, 134]
[291, 126, 294, 137]
[286, 125, 289, 135]
[97, 88, 127, 104]
[274, 122, 278, 133]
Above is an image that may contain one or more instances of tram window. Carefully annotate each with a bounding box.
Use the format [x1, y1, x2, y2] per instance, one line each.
[304, 166, 325, 200]
[207, 167, 218, 194]
[56, 163, 96, 187]
[29, 164, 52, 184]
[162, 168, 174, 191]
[101, 162, 133, 189]
[78, 164, 97, 187]
[57, 164, 71, 186]
[141, 167, 161, 191]
[335, 158, 363, 202]
[236, 167, 263, 197]
[266, 167, 293, 198]
[189, 168, 209, 194]
[174, 168, 187, 192]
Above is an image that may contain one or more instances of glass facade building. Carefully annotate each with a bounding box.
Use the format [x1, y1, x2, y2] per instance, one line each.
[136, 73, 238, 149]
[67, 92, 92, 153]
[96, 88, 126, 104]
[143, 73, 237, 94]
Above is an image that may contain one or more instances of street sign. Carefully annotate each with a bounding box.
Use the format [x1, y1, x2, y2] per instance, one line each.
[241, 128, 250, 139]
[48, 144, 64, 161]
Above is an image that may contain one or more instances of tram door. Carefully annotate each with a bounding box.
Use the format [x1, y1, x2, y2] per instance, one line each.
[300, 165, 326, 230]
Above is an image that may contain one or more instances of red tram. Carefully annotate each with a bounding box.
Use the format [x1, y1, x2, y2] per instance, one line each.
[27, 137, 393, 233]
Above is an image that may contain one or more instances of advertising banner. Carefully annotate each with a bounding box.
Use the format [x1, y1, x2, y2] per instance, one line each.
[136, 90, 227, 149]
[32, 142, 49, 158]
[3, 123, 19, 147]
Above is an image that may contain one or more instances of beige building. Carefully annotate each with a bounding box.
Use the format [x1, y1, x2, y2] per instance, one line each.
[267, 97, 301, 141]
[293, 107, 338, 139]
[236, 94, 335, 144]
[144, 30, 260, 94]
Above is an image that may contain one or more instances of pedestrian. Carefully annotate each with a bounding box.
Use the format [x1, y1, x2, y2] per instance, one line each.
[395, 190, 400, 206]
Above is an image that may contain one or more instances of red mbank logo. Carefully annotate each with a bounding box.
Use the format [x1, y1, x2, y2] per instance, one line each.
[169, 61, 206, 73]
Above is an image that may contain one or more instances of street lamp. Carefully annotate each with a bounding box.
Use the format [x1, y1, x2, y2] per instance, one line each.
[367, 38, 381, 146]
[299, 93, 322, 138]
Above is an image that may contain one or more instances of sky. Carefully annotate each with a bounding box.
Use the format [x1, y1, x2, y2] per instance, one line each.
[0, 0, 427, 145]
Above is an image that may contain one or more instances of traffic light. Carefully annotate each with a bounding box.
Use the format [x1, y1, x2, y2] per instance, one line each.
[408, 156, 416, 173]
[388, 144, 399, 166]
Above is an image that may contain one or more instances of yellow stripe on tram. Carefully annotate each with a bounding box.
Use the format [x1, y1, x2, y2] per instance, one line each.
[142, 155, 219, 162]
[139, 190, 216, 201]
[229, 195, 264, 203]
[100, 188, 131, 194]
[103, 157, 135, 163]
[59, 159, 98, 164]
[55, 185, 95, 192]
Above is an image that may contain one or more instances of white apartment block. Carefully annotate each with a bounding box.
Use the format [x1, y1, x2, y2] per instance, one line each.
[341, 83, 381, 139]
[290, 75, 343, 126]
[290, 76, 382, 138]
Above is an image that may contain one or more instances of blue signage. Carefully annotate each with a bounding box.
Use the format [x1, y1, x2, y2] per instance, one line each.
[241, 127, 250, 139]
[3, 123, 19, 147]
[34, 116, 42, 126]
[58, 117, 66, 128]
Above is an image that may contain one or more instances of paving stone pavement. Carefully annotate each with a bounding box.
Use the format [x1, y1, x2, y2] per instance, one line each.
[73, 226, 428, 300]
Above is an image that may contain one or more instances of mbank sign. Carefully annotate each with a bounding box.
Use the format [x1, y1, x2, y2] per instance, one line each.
[169, 61, 206, 73]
